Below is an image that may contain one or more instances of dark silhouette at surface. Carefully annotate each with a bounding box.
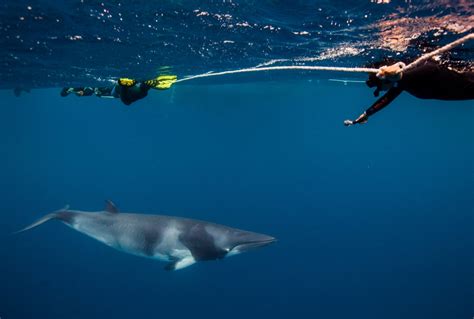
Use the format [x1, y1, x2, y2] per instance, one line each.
[345, 60, 474, 126]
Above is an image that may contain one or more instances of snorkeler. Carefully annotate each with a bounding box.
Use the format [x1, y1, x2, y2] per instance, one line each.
[344, 60, 474, 126]
[60, 75, 177, 106]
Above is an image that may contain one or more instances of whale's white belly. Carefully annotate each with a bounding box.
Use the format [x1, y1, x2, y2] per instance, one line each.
[69, 216, 193, 262]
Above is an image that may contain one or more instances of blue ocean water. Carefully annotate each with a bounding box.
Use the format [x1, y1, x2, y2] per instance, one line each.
[1, 1, 473, 319]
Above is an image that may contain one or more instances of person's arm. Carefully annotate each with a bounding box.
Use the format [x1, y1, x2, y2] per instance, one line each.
[80, 87, 95, 96]
[60, 87, 94, 97]
[93, 87, 116, 98]
[344, 87, 402, 126]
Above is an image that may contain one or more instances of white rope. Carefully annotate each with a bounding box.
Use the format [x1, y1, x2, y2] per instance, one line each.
[402, 33, 474, 72]
[175, 33, 473, 83]
[176, 66, 379, 83]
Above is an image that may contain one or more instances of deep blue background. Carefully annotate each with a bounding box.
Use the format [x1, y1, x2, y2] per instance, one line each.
[0, 81, 473, 319]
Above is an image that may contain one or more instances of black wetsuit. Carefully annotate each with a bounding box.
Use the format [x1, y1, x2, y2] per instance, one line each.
[361, 61, 474, 120]
[60, 86, 108, 97]
[115, 83, 150, 105]
[60, 82, 151, 106]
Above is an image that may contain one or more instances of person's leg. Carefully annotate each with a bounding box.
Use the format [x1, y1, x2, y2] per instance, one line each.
[144, 75, 177, 89]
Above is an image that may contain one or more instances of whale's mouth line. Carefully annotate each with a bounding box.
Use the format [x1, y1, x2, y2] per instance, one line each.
[244, 238, 277, 245]
[259, 238, 277, 244]
[232, 237, 277, 251]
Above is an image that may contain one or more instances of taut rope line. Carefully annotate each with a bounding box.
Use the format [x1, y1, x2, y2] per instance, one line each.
[402, 33, 474, 73]
[175, 33, 473, 83]
[175, 66, 379, 83]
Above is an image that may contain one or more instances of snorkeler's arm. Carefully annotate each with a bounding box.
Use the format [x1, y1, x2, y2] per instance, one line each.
[364, 86, 402, 118]
[344, 87, 402, 126]
[94, 87, 116, 98]
[60, 87, 94, 97]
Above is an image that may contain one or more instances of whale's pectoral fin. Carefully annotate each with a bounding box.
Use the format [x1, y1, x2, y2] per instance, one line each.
[164, 256, 196, 271]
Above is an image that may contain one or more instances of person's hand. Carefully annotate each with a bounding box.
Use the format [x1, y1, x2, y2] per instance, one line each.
[344, 113, 368, 126]
[376, 62, 405, 81]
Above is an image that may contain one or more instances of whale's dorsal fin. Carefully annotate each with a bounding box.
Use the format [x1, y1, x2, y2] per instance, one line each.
[55, 205, 70, 212]
[105, 200, 119, 214]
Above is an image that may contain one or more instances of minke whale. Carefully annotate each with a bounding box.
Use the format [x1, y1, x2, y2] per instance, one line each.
[17, 201, 276, 271]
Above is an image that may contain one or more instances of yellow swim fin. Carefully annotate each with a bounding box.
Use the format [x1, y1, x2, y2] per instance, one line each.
[118, 78, 136, 87]
[145, 75, 177, 90]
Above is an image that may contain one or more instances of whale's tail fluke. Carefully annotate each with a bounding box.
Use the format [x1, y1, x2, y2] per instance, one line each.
[14, 205, 70, 234]
[14, 213, 57, 234]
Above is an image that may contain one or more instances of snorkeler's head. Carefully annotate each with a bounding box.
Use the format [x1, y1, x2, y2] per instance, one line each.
[365, 59, 407, 96]
[60, 88, 70, 97]
[366, 73, 394, 97]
